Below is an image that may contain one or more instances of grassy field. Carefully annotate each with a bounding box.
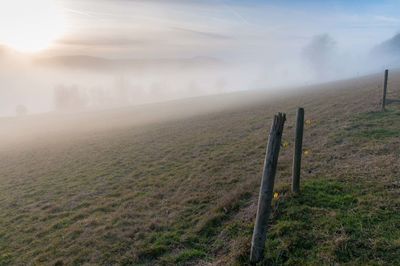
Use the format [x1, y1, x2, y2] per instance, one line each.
[0, 73, 399, 265]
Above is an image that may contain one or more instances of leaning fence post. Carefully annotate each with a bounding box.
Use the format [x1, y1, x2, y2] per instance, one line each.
[250, 113, 286, 263]
[382, 69, 388, 111]
[292, 108, 304, 194]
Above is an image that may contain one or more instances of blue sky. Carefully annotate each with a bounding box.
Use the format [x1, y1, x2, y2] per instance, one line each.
[233, 0, 397, 10]
[46, 0, 399, 59]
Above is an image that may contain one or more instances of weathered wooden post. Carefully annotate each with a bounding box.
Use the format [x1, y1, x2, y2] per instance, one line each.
[382, 69, 388, 111]
[250, 113, 286, 263]
[292, 108, 304, 194]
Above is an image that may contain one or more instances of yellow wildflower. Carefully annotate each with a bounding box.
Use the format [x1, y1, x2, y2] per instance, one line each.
[282, 141, 289, 148]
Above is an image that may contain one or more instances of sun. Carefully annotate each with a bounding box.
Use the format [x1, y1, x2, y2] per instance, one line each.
[0, 0, 67, 53]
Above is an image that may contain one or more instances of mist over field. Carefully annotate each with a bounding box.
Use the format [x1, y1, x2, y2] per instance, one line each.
[1, 0, 400, 117]
[2, 1, 400, 265]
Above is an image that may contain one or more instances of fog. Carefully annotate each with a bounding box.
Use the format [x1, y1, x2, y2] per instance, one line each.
[1, 0, 400, 117]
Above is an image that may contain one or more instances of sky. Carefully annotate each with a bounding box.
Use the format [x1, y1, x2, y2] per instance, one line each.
[44, 0, 400, 59]
[0, 0, 399, 116]
[0, 0, 399, 60]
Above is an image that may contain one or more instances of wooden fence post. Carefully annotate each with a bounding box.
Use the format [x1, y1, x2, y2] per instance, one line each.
[250, 113, 286, 263]
[292, 108, 304, 194]
[382, 69, 388, 111]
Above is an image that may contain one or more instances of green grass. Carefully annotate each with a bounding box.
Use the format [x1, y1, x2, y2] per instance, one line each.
[0, 73, 399, 265]
[240, 179, 400, 265]
[342, 109, 400, 140]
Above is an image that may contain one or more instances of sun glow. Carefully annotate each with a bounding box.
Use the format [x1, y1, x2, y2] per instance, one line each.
[0, 0, 67, 53]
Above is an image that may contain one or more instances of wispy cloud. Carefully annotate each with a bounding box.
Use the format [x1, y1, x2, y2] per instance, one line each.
[172, 27, 232, 40]
[57, 36, 148, 47]
[373, 15, 400, 23]
[52, 0, 400, 60]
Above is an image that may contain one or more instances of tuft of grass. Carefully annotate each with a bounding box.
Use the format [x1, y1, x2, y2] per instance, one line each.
[173, 249, 207, 264]
[0, 253, 13, 266]
[340, 109, 400, 141]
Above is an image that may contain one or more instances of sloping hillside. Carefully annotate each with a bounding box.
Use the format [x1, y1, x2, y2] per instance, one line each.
[0, 73, 399, 265]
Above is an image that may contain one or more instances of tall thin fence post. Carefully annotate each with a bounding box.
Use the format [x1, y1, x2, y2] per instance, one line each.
[292, 108, 304, 194]
[382, 69, 389, 111]
[250, 113, 286, 263]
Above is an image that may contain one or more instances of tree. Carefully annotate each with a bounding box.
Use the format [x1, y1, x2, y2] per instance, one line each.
[54, 85, 87, 111]
[15, 105, 27, 116]
[303, 34, 336, 79]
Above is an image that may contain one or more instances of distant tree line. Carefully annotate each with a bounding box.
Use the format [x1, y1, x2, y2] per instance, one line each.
[52, 75, 228, 112]
[53, 77, 133, 111]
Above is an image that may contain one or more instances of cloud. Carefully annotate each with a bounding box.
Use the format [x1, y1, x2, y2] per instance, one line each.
[374, 15, 400, 23]
[172, 27, 232, 40]
[57, 36, 148, 47]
